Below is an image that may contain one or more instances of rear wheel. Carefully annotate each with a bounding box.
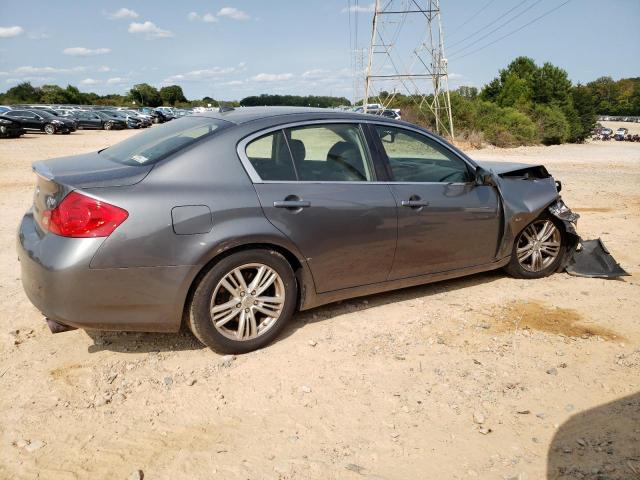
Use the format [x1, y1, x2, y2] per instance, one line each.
[44, 123, 55, 135]
[504, 215, 566, 279]
[104, 122, 113, 131]
[188, 249, 297, 353]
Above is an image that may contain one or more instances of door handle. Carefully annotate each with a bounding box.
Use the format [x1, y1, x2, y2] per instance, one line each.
[401, 199, 429, 208]
[273, 200, 311, 209]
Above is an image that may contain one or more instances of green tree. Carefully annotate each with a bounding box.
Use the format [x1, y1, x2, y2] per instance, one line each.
[129, 83, 162, 107]
[159, 85, 187, 106]
[2, 82, 41, 103]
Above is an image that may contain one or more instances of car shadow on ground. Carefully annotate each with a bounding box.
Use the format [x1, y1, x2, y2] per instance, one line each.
[278, 269, 505, 342]
[85, 328, 205, 354]
[546, 391, 640, 479]
[85, 269, 504, 354]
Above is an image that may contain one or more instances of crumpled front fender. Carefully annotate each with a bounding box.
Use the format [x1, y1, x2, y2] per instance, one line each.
[547, 198, 628, 278]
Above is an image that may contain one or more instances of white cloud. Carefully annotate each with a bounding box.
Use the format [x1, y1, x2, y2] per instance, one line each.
[14, 66, 86, 75]
[0, 26, 24, 38]
[107, 8, 139, 20]
[128, 21, 174, 39]
[301, 69, 330, 80]
[217, 7, 250, 20]
[188, 12, 218, 23]
[80, 78, 100, 85]
[107, 77, 128, 85]
[341, 3, 375, 13]
[97, 65, 111, 72]
[164, 66, 240, 83]
[251, 73, 294, 82]
[63, 47, 111, 57]
[449, 72, 463, 79]
[225, 80, 245, 86]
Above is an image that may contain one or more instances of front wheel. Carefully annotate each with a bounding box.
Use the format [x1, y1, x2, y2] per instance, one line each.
[104, 122, 113, 130]
[44, 123, 55, 135]
[504, 215, 566, 279]
[188, 249, 297, 353]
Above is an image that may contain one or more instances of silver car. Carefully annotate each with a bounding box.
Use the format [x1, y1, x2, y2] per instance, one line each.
[19, 107, 590, 353]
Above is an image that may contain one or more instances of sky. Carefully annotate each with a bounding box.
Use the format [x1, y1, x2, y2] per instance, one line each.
[0, 0, 638, 101]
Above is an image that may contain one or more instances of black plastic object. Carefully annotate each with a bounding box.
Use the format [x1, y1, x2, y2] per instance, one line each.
[566, 239, 629, 278]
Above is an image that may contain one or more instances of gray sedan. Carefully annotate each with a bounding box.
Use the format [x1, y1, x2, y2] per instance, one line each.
[18, 107, 586, 353]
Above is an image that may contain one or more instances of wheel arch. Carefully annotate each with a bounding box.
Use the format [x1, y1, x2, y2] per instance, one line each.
[179, 241, 313, 328]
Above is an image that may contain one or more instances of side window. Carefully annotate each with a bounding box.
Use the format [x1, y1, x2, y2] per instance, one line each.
[287, 124, 373, 182]
[245, 130, 296, 181]
[375, 126, 471, 183]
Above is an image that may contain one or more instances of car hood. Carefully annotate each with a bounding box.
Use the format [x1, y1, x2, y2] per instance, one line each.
[33, 150, 152, 188]
[474, 160, 546, 175]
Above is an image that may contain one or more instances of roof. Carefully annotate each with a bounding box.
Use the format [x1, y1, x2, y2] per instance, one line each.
[195, 106, 366, 125]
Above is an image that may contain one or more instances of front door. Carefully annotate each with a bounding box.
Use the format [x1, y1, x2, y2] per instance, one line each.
[243, 123, 398, 293]
[372, 124, 501, 279]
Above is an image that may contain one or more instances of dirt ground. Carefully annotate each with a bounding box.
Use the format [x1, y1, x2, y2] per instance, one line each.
[1, 129, 638, 480]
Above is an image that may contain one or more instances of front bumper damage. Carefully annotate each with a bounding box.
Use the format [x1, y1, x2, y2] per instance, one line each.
[548, 198, 629, 278]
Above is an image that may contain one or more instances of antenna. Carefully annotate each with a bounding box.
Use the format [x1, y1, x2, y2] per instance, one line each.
[363, 0, 454, 139]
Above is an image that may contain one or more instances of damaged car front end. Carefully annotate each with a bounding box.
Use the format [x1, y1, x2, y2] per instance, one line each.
[477, 160, 628, 279]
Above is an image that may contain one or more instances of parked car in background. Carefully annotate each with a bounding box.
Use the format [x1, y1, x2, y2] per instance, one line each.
[0, 115, 25, 138]
[18, 107, 587, 354]
[94, 111, 128, 130]
[120, 109, 153, 127]
[379, 109, 401, 120]
[0, 106, 12, 114]
[3, 109, 72, 134]
[64, 111, 105, 130]
[614, 128, 628, 140]
[99, 110, 142, 129]
[155, 107, 176, 121]
[134, 107, 162, 124]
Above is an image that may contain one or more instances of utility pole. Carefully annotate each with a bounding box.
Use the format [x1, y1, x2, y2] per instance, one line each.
[364, 0, 454, 139]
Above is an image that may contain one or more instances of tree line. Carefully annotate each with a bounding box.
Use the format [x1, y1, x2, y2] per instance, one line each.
[387, 57, 639, 147]
[0, 56, 638, 147]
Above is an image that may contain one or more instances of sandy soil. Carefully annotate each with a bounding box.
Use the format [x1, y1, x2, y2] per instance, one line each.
[1, 130, 639, 480]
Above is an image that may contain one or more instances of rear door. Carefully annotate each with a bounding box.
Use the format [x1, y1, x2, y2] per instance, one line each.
[6, 110, 39, 130]
[241, 122, 398, 293]
[371, 124, 501, 279]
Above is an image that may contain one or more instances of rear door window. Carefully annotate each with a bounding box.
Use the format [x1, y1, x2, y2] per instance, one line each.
[286, 124, 373, 182]
[245, 131, 297, 181]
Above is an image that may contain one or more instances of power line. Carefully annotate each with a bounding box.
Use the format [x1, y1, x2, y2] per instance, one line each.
[448, 0, 544, 57]
[447, 0, 497, 38]
[450, 0, 572, 61]
[448, 0, 530, 49]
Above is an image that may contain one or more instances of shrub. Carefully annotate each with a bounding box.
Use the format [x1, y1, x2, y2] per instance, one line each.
[531, 105, 570, 145]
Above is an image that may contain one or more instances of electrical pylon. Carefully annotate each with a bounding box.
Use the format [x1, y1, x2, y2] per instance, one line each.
[364, 0, 454, 139]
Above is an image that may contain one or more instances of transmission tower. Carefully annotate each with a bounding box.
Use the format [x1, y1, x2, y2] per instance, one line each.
[364, 0, 454, 139]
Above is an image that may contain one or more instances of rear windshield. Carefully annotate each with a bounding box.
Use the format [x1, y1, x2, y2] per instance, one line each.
[101, 116, 228, 165]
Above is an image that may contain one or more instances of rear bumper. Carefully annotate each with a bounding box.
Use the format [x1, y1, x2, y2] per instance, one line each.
[17, 211, 192, 332]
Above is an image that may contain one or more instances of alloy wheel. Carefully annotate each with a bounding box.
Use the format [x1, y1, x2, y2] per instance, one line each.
[516, 220, 561, 272]
[210, 263, 285, 341]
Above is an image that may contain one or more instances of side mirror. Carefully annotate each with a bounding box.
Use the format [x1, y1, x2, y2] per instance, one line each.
[475, 166, 496, 187]
[380, 130, 396, 143]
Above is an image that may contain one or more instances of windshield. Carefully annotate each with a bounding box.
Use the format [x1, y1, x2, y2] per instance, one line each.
[101, 116, 227, 165]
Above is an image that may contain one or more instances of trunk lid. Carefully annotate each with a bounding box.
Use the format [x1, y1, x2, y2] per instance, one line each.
[31, 151, 150, 233]
[32, 151, 152, 189]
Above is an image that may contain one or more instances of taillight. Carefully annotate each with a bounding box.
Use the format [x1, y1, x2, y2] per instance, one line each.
[41, 191, 128, 238]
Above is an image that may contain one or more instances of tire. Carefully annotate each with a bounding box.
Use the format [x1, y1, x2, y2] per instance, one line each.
[44, 123, 55, 135]
[188, 249, 297, 354]
[504, 214, 566, 279]
[104, 122, 113, 131]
